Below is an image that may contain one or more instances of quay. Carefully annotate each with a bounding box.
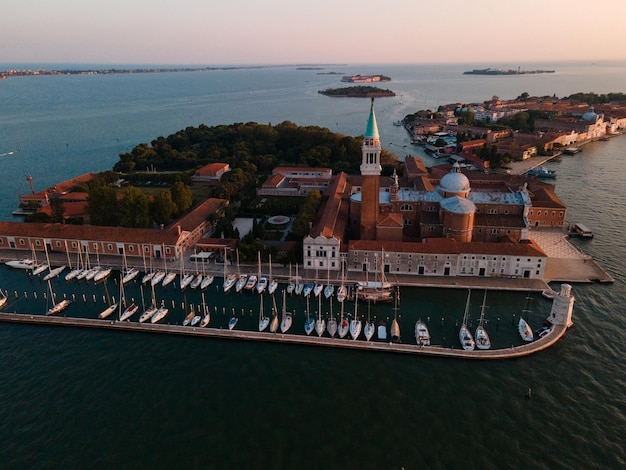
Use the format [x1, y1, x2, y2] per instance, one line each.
[0, 311, 568, 360]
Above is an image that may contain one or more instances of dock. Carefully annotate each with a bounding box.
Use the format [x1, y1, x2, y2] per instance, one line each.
[0, 312, 568, 360]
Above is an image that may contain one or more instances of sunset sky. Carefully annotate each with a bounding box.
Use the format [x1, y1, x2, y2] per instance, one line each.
[2, 0, 626, 65]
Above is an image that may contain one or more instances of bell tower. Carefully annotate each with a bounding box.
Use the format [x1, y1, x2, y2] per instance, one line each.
[360, 98, 382, 240]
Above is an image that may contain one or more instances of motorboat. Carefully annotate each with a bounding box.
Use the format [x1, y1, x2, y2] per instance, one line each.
[120, 303, 139, 321]
[459, 290, 475, 351]
[99, 303, 118, 319]
[475, 290, 491, 350]
[415, 320, 430, 346]
[5, 258, 37, 270]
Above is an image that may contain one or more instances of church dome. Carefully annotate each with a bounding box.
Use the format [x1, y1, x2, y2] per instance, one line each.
[582, 106, 598, 122]
[439, 163, 470, 195]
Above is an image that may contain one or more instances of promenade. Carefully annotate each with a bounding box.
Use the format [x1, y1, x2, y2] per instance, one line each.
[0, 312, 568, 360]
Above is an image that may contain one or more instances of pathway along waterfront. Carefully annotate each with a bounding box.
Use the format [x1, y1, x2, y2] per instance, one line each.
[0, 283, 575, 360]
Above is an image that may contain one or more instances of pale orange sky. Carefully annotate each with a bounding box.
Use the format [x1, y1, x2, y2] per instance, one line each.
[2, 0, 626, 65]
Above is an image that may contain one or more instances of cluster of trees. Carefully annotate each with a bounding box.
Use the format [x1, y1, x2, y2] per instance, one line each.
[565, 92, 626, 104]
[113, 121, 388, 176]
[318, 86, 395, 97]
[88, 180, 192, 228]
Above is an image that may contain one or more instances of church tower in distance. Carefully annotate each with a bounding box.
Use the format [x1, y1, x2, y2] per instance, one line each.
[359, 98, 382, 240]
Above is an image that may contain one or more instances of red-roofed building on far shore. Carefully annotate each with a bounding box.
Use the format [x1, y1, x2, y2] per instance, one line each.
[257, 166, 332, 196]
[302, 100, 568, 282]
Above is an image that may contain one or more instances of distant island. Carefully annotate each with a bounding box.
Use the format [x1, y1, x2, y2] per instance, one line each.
[341, 74, 391, 83]
[319, 86, 395, 98]
[463, 68, 555, 76]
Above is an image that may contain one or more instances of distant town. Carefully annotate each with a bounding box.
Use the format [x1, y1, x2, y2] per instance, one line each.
[463, 68, 555, 75]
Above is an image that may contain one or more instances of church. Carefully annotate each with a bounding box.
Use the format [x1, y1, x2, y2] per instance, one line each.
[303, 100, 561, 281]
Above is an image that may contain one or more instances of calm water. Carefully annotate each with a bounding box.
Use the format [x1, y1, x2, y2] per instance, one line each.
[0, 62, 625, 469]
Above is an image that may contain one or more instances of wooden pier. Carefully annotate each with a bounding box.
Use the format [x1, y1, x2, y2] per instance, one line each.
[0, 312, 568, 360]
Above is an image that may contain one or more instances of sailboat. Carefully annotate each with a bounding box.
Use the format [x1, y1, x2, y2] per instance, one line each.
[228, 308, 238, 330]
[161, 248, 176, 287]
[286, 263, 295, 294]
[327, 296, 337, 338]
[0, 289, 8, 310]
[120, 280, 139, 321]
[415, 319, 430, 346]
[99, 275, 119, 319]
[190, 254, 203, 289]
[43, 244, 66, 281]
[356, 252, 392, 303]
[338, 296, 349, 338]
[183, 305, 195, 326]
[142, 248, 155, 285]
[475, 290, 491, 350]
[256, 252, 268, 294]
[121, 249, 139, 284]
[280, 289, 293, 333]
[151, 300, 169, 324]
[364, 300, 375, 341]
[390, 287, 401, 342]
[519, 293, 534, 342]
[349, 295, 362, 340]
[294, 264, 304, 295]
[313, 267, 324, 298]
[323, 264, 334, 299]
[139, 283, 158, 323]
[191, 309, 202, 326]
[45, 280, 71, 316]
[336, 262, 347, 303]
[222, 248, 237, 293]
[179, 254, 194, 290]
[459, 289, 475, 351]
[31, 245, 48, 275]
[315, 293, 325, 336]
[64, 243, 82, 281]
[86, 246, 103, 282]
[235, 250, 247, 292]
[268, 294, 278, 333]
[200, 292, 211, 327]
[93, 264, 111, 283]
[267, 254, 278, 295]
[259, 294, 271, 332]
[304, 294, 315, 335]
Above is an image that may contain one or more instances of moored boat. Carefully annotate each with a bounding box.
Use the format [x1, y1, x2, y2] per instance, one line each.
[415, 320, 430, 346]
[151, 303, 169, 324]
[120, 303, 139, 321]
[43, 265, 66, 281]
[47, 299, 71, 316]
[5, 258, 37, 270]
[475, 290, 491, 350]
[459, 290, 475, 351]
[280, 289, 293, 333]
[99, 303, 118, 319]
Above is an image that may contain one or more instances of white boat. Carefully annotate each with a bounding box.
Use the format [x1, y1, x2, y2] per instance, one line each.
[99, 303, 118, 319]
[256, 276, 268, 294]
[269, 294, 280, 332]
[327, 298, 337, 338]
[235, 274, 248, 293]
[375, 322, 386, 341]
[151, 303, 169, 323]
[92, 266, 111, 283]
[259, 293, 270, 332]
[415, 320, 430, 346]
[162, 271, 176, 287]
[228, 315, 238, 330]
[120, 303, 139, 321]
[43, 265, 66, 281]
[183, 309, 195, 326]
[65, 267, 82, 282]
[33, 263, 49, 276]
[303, 283, 313, 297]
[139, 305, 157, 323]
[190, 273, 203, 289]
[121, 267, 139, 284]
[294, 264, 303, 295]
[280, 289, 293, 333]
[142, 271, 155, 285]
[349, 296, 362, 340]
[244, 274, 257, 291]
[85, 266, 101, 282]
[267, 254, 278, 295]
[315, 294, 325, 336]
[336, 285, 347, 303]
[6, 258, 37, 270]
[199, 292, 210, 327]
[459, 290, 475, 351]
[323, 284, 334, 299]
[519, 293, 534, 342]
[304, 295, 315, 335]
[475, 290, 491, 350]
[200, 274, 214, 290]
[313, 282, 323, 298]
[191, 314, 201, 326]
[222, 248, 236, 292]
[338, 297, 349, 339]
[151, 270, 165, 286]
[364, 299, 375, 341]
[286, 263, 295, 294]
[180, 273, 194, 290]
[47, 298, 71, 316]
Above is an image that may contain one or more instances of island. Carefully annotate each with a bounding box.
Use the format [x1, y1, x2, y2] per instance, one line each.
[318, 85, 395, 98]
[463, 68, 555, 75]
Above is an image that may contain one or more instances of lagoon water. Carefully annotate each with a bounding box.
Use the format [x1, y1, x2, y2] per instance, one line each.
[0, 62, 625, 469]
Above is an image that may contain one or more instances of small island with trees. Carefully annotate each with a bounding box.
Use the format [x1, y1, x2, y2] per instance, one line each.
[318, 86, 395, 98]
[463, 68, 555, 76]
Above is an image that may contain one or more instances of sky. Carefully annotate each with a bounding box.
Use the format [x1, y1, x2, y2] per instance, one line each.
[2, 0, 626, 65]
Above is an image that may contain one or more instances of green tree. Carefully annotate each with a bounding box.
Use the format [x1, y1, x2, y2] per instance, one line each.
[170, 181, 193, 214]
[50, 197, 65, 223]
[150, 190, 177, 226]
[87, 186, 120, 226]
[119, 186, 151, 228]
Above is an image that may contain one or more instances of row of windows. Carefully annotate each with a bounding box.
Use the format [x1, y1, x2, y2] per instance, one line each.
[2, 238, 170, 254]
[529, 210, 564, 217]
